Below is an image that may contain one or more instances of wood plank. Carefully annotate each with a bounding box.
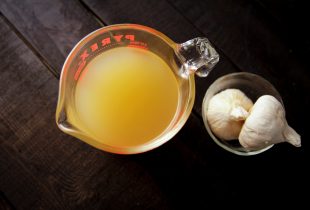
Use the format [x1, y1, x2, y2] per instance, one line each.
[0, 143, 69, 210]
[1, 0, 307, 208]
[79, 0, 308, 206]
[0, 0, 102, 75]
[0, 15, 70, 210]
[169, 0, 309, 144]
[255, 0, 310, 60]
[80, 0, 308, 147]
[0, 1, 231, 208]
[5, 8, 303, 206]
[167, 0, 309, 204]
[0, 12, 228, 209]
[0, 14, 177, 209]
[0, 192, 14, 210]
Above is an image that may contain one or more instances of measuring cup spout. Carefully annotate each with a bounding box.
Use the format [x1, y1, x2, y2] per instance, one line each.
[177, 37, 219, 77]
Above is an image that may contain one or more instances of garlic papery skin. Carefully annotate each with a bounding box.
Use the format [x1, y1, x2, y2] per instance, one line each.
[239, 95, 301, 150]
[206, 89, 253, 140]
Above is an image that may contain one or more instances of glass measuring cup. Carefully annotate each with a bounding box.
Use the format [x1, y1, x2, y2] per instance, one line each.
[56, 24, 219, 154]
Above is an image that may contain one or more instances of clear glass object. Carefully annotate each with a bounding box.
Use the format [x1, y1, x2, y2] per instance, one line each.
[202, 72, 283, 156]
[56, 24, 219, 154]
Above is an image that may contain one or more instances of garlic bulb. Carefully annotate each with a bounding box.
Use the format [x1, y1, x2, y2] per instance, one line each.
[239, 95, 301, 150]
[206, 89, 253, 140]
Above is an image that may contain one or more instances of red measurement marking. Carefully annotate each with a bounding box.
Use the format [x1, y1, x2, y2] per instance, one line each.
[125, 35, 134, 41]
[90, 43, 98, 52]
[102, 37, 111, 46]
[80, 50, 89, 60]
[74, 34, 138, 81]
[114, 35, 123, 42]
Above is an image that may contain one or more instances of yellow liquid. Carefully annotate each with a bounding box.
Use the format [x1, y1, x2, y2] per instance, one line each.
[75, 47, 179, 147]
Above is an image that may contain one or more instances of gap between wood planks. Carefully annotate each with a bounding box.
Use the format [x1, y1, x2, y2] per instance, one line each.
[78, 0, 107, 26]
[0, 192, 15, 210]
[0, 12, 58, 79]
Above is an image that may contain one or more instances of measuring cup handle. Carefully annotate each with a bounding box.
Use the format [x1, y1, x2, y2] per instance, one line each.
[177, 37, 219, 77]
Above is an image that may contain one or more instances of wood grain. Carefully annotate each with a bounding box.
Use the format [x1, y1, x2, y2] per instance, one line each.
[0, 15, 167, 209]
[0, 12, 227, 209]
[0, 0, 308, 209]
[0, 14, 175, 209]
[77, 0, 307, 206]
[169, 0, 309, 146]
[0, 192, 14, 210]
[0, 15, 70, 210]
[0, 0, 102, 75]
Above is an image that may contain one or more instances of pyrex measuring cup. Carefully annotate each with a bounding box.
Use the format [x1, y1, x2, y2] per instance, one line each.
[56, 24, 219, 154]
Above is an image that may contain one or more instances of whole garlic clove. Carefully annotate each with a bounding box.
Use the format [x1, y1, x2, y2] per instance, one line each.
[239, 95, 301, 150]
[206, 89, 253, 140]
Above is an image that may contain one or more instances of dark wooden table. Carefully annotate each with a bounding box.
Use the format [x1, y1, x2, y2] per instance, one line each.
[0, 0, 309, 209]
